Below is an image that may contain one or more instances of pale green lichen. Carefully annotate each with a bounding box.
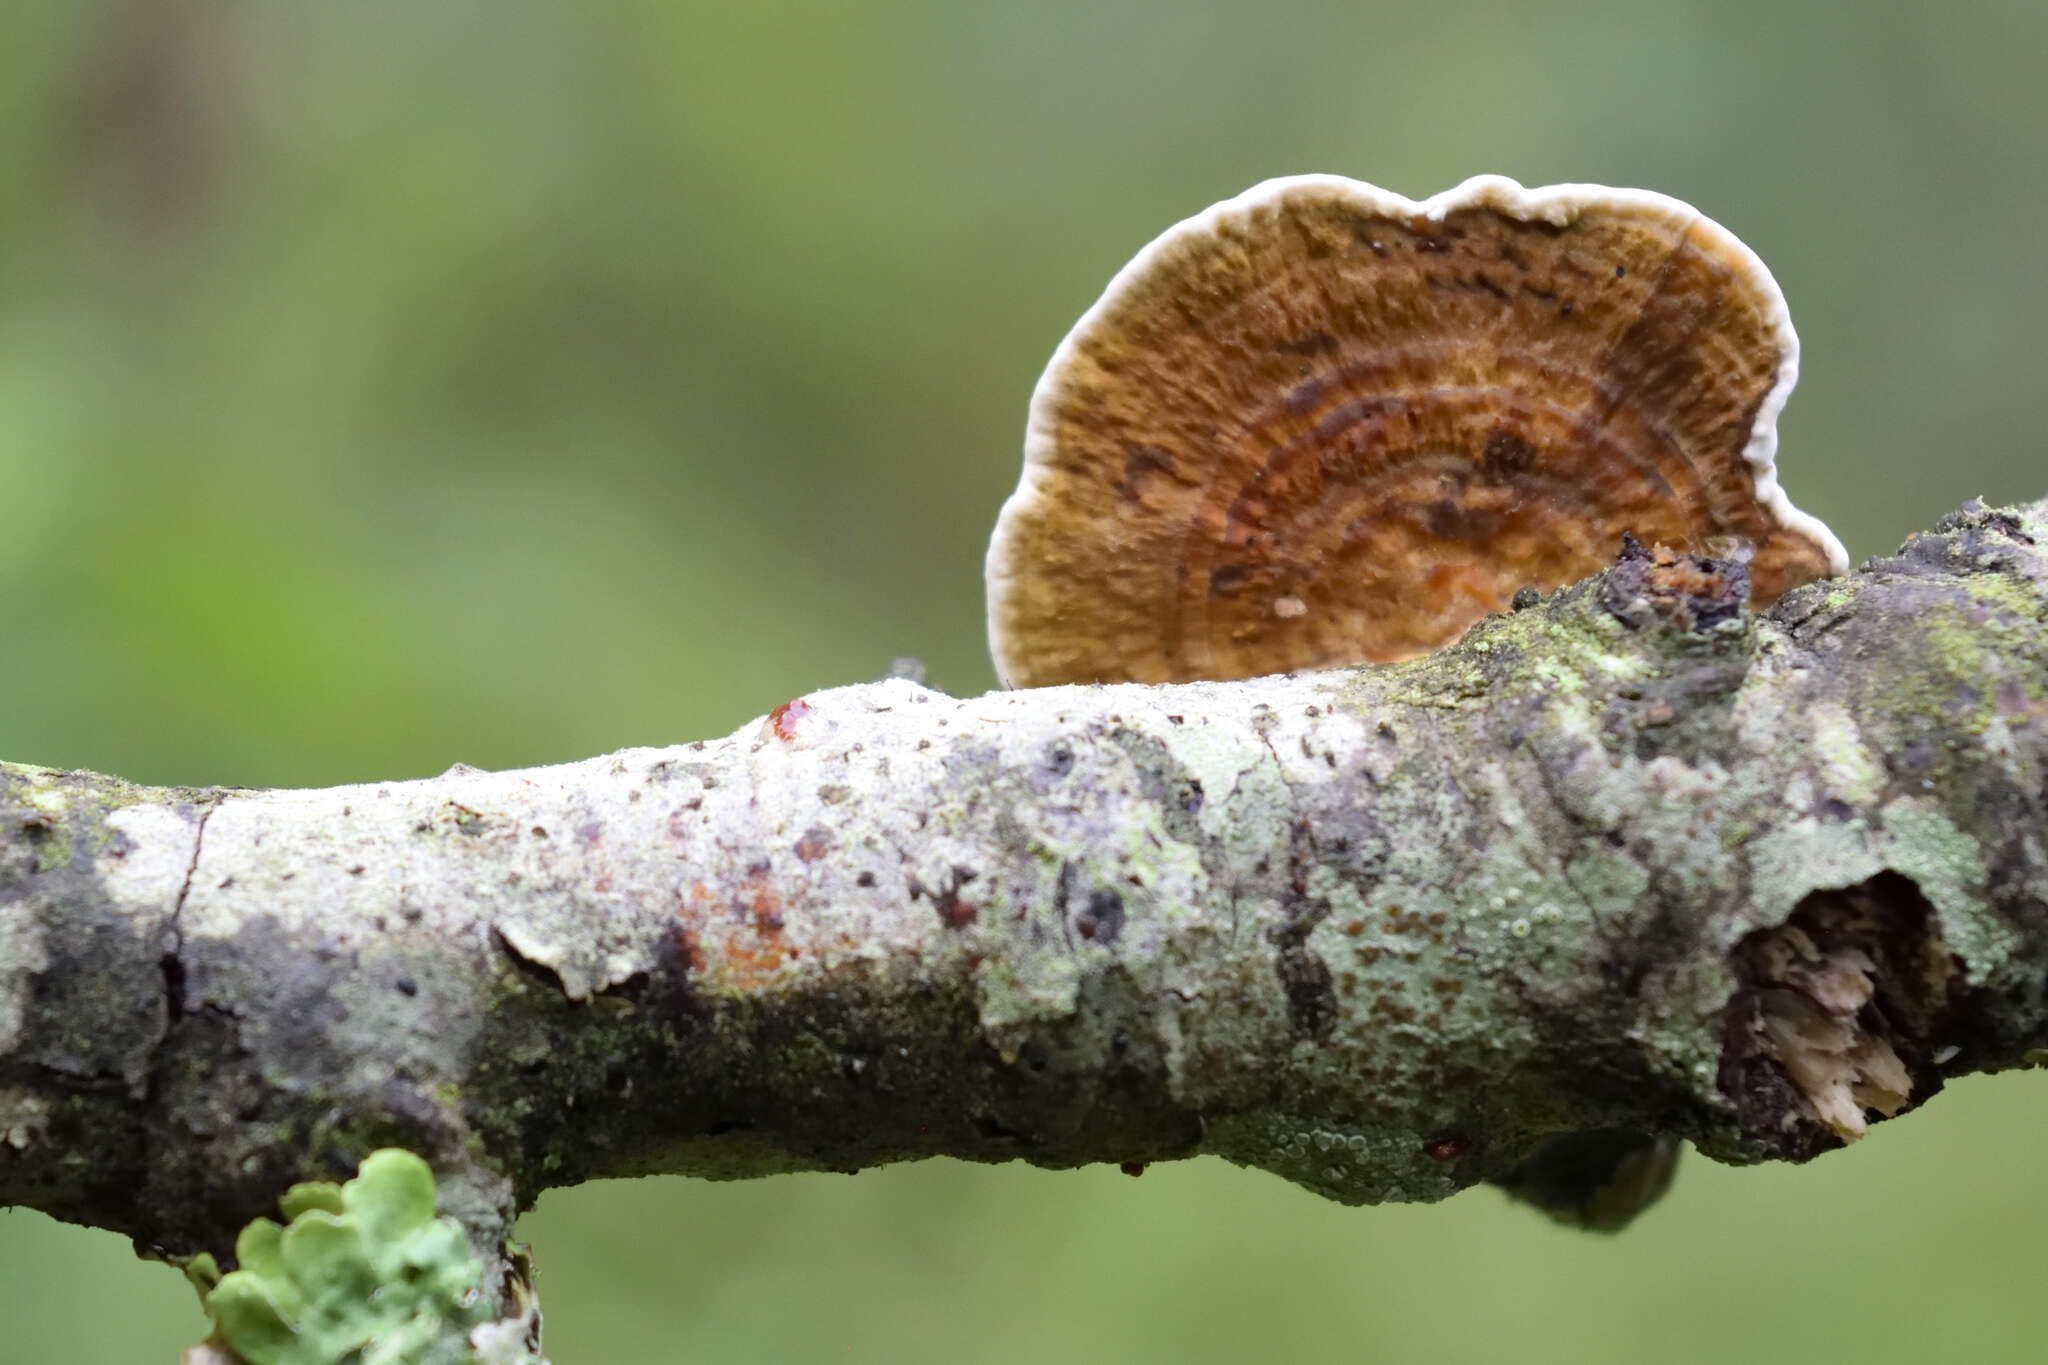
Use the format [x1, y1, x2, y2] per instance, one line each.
[199, 1149, 542, 1365]
[1804, 702, 1886, 805]
[1880, 802, 2010, 980]
[973, 948, 1085, 1043]
[1745, 819, 1886, 919]
[4, 768, 76, 873]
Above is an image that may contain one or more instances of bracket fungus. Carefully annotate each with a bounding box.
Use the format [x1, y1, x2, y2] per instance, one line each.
[987, 174, 1849, 687]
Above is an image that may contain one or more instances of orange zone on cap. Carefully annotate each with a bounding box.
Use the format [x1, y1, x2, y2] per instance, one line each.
[987, 175, 1848, 688]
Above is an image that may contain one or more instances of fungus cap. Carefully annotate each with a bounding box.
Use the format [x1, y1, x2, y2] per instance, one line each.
[986, 174, 1848, 688]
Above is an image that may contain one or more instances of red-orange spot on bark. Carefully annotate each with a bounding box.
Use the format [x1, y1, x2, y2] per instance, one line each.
[673, 866, 802, 992]
[722, 935, 791, 986]
[913, 865, 980, 930]
[1422, 1134, 1468, 1162]
[770, 698, 812, 742]
[671, 925, 706, 975]
[741, 863, 784, 934]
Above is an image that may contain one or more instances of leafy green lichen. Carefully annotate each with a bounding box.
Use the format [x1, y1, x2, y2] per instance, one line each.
[198, 1148, 542, 1365]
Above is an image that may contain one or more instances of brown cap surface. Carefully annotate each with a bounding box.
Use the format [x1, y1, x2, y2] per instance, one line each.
[987, 174, 1847, 688]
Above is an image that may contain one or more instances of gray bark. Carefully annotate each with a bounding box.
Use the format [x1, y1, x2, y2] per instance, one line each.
[2, 496, 2044, 1277]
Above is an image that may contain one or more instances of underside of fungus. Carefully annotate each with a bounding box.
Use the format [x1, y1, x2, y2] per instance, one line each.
[1750, 930, 1913, 1139]
[988, 174, 1849, 688]
[1723, 874, 1960, 1147]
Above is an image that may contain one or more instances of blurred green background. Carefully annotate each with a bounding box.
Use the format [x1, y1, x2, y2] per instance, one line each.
[3, 1, 2045, 1359]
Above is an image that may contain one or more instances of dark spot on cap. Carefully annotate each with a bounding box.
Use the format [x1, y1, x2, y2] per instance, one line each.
[1276, 330, 1339, 357]
[1482, 428, 1537, 481]
[1210, 563, 1250, 597]
[1117, 443, 1178, 502]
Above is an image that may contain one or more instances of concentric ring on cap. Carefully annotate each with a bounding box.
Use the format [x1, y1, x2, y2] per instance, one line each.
[987, 174, 1847, 688]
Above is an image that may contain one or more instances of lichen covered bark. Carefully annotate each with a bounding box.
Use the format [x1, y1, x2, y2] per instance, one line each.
[1, 497, 2044, 1267]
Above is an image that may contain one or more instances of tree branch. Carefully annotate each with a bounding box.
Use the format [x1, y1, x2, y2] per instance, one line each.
[3, 497, 2044, 1279]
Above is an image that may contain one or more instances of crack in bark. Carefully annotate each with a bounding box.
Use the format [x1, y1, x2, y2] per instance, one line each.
[158, 798, 218, 1026]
